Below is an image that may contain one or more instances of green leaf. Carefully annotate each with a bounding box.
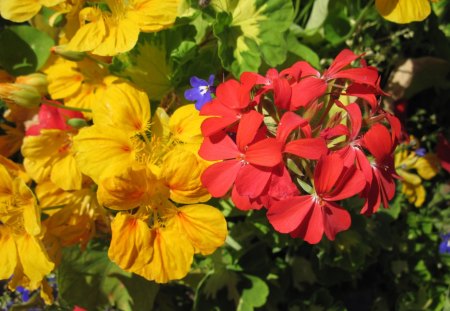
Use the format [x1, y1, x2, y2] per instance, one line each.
[236, 275, 269, 311]
[211, 0, 294, 77]
[304, 0, 329, 33]
[114, 36, 173, 101]
[286, 31, 320, 69]
[58, 243, 159, 311]
[0, 25, 54, 76]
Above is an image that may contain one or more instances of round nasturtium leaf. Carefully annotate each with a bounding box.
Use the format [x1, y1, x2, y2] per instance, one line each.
[0, 25, 54, 76]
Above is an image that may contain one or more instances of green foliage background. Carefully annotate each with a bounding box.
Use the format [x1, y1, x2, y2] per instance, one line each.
[0, 0, 449, 310]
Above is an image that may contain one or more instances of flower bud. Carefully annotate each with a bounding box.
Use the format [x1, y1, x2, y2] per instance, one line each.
[51, 45, 87, 62]
[66, 118, 88, 129]
[15, 73, 48, 96]
[0, 83, 41, 108]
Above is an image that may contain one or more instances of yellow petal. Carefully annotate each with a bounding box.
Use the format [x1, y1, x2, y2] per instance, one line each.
[73, 125, 143, 183]
[92, 81, 151, 135]
[375, 0, 431, 24]
[414, 153, 440, 180]
[172, 204, 227, 255]
[0, 0, 41, 22]
[161, 146, 210, 204]
[91, 16, 140, 56]
[97, 168, 151, 210]
[14, 177, 40, 236]
[108, 213, 153, 272]
[22, 130, 73, 184]
[0, 226, 17, 280]
[0, 154, 29, 183]
[398, 170, 421, 186]
[151, 107, 170, 138]
[16, 234, 54, 288]
[169, 104, 206, 145]
[0, 164, 13, 199]
[50, 154, 82, 191]
[401, 182, 426, 207]
[46, 62, 83, 99]
[129, 0, 179, 32]
[67, 7, 106, 52]
[135, 227, 194, 283]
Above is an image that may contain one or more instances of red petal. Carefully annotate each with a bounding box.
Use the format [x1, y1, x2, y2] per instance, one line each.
[314, 154, 343, 195]
[281, 61, 319, 80]
[322, 201, 351, 241]
[240, 72, 267, 85]
[290, 77, 327, 110]
[268, 164, 299, 200]
[276, 111, 308, 144]
[285, 138, 328, 160]
[346, 84, 379, 112]
[290, 201, 325, 244]
[325, 165, 366, 201]
[320, 125, 349, 140]
[245, 138, 282, 167]
[267, 195, 315, 234]
[236, 110, 263, 150]
[231, 186, 264, 211]
[326, 49, 359, 77]
[201, 117, 237, 137]
[201, 99, 237, 117]
[235, 164, 272, 198]
[332, 67, 379, 86]
[273, 78, 292, 110]
[217, 79, 251, 110]
[363, 124, 393, 161]
[343, 103, 362, 140]
[201, 160, 241, 197]
[198, 132, 239, 161]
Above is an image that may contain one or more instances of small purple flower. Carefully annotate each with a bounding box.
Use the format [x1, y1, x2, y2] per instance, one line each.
[439, 233, 450, 254]
[16, 286, 31, 302]
[415, 148, 427, 157]
[184, 75, 215, 110]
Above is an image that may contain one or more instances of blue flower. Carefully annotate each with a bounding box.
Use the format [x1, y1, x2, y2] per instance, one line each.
[184, 75, 215, 110]
[439, 233, 450, 254]
[16, 286, 31, 302]
[415, 148, 426, 157]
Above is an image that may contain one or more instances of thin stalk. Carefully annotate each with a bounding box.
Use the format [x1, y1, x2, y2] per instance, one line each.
[42, 98, 92, 113]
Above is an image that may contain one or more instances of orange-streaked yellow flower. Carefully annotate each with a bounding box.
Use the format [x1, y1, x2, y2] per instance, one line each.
[45, 58, 117, 113]
[0, 164, 54, 290]
[67, 0, 179, 56]
[22, 129, 82, 191]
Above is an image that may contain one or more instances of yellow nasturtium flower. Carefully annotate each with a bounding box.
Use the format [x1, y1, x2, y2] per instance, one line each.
[73, 80, 227, 283]
[375, 0, 432, 24]
[67, 0, 180, 56]
[45, 58, 117, 113]
[0, 164, 54, 291]
[395, 148, 439, 207]
[73, 81, 150, 183]
[36, 180, 110, 265]
[22, 129, 83, 191]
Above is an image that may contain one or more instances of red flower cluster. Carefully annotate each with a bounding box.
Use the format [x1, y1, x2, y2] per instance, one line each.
[198, 49, 401, 244]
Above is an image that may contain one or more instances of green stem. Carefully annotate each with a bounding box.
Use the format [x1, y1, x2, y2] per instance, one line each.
[42, 98, 92, 113]
[326, 0, 374, 48]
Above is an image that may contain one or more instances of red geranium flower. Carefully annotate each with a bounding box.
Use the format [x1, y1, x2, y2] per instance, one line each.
[267, 153, 365, 244]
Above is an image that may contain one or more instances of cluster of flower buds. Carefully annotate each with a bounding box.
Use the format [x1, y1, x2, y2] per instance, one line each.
[198, 49, 402, 244]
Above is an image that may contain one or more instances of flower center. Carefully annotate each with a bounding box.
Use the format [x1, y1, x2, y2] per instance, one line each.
[199, 85, 209, 95]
